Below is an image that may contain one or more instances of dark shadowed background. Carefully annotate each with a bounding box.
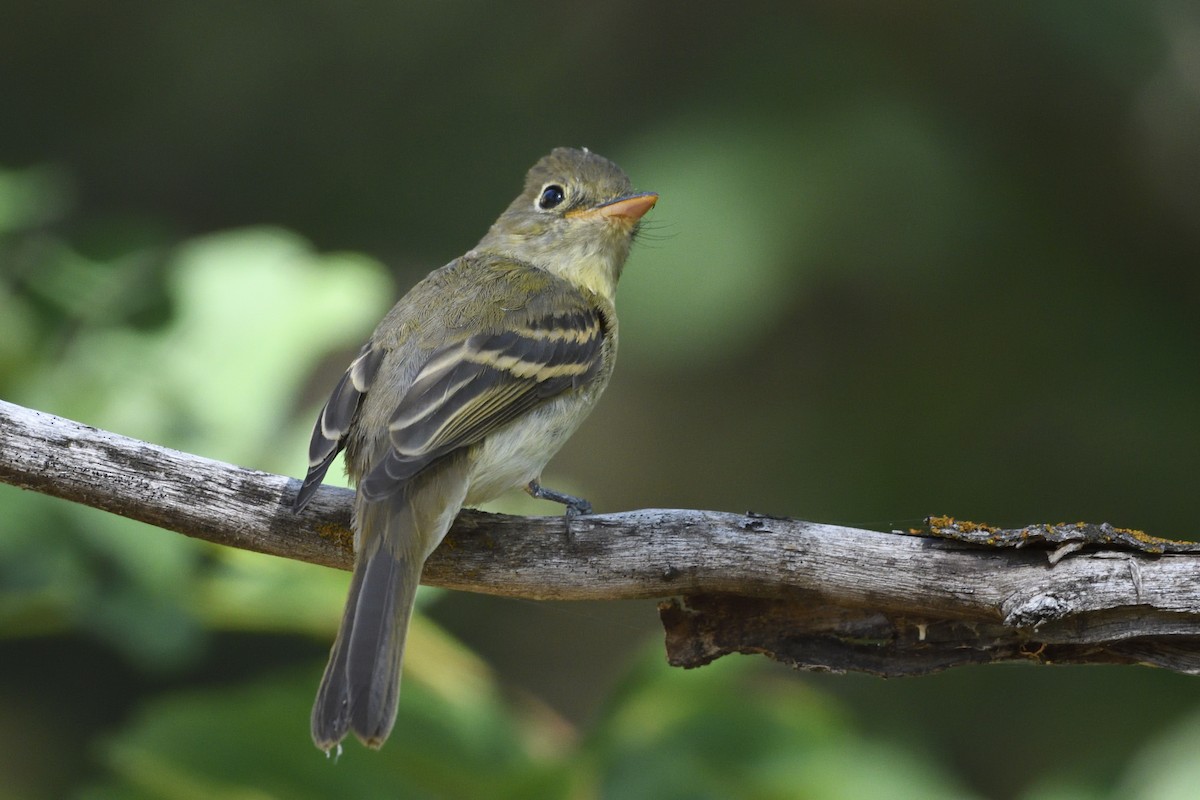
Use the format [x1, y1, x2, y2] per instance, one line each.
[2, 3, 1199, 798]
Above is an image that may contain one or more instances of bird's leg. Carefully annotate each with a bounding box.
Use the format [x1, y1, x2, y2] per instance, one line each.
[526, 479, 592, 517]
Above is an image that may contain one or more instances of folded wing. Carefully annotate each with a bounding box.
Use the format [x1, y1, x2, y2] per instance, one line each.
[293, 342, 385, 511]
[359, 306, 605, 502]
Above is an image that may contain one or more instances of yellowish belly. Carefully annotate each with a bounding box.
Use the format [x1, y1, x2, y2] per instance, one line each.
[463, 390, 600, 506]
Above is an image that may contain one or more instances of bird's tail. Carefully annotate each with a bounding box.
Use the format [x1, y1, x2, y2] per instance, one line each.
[311, 468, 465, 752]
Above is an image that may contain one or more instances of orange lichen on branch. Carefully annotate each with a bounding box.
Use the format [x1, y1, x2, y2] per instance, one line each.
[914, 516, 1200, 555]
[316, 521, 354, 551]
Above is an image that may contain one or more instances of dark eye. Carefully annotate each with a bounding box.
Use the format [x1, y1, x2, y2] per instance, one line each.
[537, 184, 565, 210]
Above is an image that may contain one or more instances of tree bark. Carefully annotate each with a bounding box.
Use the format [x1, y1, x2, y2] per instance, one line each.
[3, 398, 1200, 677]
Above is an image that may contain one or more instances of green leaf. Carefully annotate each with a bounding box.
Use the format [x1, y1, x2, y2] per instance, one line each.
[87, 668, 572, 800]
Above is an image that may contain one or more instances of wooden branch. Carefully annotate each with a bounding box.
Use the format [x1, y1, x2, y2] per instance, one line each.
[4, 398, 1200, 677]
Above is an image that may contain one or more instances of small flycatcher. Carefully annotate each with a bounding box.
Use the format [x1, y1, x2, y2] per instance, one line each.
[293, 148, 657, 752]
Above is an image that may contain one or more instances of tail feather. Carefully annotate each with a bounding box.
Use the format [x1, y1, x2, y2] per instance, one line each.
[311, 500, 423, 752]
[310, 559, 363, 748]
[346, 538, 418, 745]
[311, 461, 468, 753]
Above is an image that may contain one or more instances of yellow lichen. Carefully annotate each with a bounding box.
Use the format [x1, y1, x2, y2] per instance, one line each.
[316, 522, 354, 551]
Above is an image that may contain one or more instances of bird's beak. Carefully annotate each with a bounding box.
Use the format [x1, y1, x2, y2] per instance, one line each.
[567, 191, 658, 222]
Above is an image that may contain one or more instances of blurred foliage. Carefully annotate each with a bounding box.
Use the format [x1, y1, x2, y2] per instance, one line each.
[77, 656, 975, 800]
[3, 1, 1200, 798]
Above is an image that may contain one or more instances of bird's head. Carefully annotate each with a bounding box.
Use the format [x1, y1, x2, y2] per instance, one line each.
[475, 147, 657, 300]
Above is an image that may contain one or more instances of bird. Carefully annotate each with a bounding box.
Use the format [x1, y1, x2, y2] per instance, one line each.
[292, 147, 657, 753]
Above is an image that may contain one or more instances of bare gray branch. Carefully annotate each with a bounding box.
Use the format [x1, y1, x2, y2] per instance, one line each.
[3, 398, 1200, 677]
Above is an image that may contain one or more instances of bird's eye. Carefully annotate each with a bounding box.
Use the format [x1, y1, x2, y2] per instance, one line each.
[537, 184, 565, 210]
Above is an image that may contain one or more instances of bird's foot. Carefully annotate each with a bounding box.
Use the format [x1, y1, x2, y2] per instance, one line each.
[525, 480, 592, 517]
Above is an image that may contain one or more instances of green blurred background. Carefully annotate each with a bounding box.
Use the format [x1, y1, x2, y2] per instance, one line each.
[2, 2, 1199, 798]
